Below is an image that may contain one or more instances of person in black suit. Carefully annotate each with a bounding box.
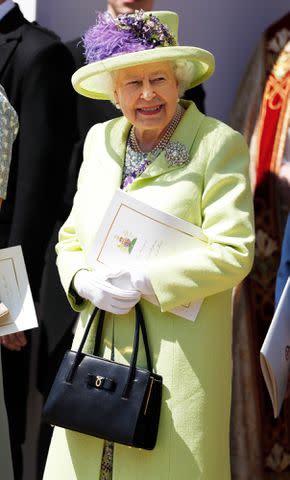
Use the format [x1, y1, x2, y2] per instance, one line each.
[0, 1, 76, 478]
[36, 1, 206, 477]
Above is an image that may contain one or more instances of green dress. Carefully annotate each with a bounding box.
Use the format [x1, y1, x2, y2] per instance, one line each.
[43, 102, 255, 480]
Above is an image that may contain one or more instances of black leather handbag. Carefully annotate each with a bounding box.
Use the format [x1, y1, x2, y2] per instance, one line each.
[42, 303, 162, 450]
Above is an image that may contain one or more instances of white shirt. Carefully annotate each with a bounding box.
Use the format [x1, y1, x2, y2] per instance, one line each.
[0, 0, 15, 22]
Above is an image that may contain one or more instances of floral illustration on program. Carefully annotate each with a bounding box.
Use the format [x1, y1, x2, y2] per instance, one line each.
[115, 233, 137, 254]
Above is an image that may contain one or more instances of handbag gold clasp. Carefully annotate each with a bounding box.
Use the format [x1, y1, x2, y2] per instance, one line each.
[95, 376, 105, 388]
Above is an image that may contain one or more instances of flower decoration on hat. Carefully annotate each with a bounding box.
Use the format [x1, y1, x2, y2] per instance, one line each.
[83, 10, 177, 64]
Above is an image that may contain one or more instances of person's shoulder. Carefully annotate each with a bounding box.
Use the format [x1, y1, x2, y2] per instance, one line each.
[20, 20, 61, 49]
[16, 20, 72, 67]
[192, 112, 249, 162]
[87, 116, 127, 136]
[185, 101, 238, 140]
[66, 37, 84, 68]
[15, 22, 73, 75]
[201, 114, 246, 145]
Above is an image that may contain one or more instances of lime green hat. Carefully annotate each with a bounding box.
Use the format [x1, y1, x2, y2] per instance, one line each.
[72, 10, 215, 100]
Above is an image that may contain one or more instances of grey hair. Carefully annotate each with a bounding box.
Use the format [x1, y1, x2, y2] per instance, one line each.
[108, 59, 195, 104]
[172, 60, 195, 96]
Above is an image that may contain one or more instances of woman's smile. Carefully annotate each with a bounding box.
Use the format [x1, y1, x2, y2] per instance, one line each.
[136, 105, 163, 115]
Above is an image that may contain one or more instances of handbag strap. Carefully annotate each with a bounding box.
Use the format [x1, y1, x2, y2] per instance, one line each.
[93, 308, 105, 356]
[66, 304, 154, 397]
[66, 306, 100, 383]
[136, 303, 153, 373]
[93, 303, 153, 374]
[120, 303, 153, 397]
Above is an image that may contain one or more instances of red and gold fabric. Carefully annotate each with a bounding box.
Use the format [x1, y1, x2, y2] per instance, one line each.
[230, 13, 290, 479]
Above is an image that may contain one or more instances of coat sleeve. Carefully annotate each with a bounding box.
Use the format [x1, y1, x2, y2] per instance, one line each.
[55, 126, 97, 311]
[148, 129, 255, 312]
[8, 42, 76, 300]
[55, 209, 90, 312]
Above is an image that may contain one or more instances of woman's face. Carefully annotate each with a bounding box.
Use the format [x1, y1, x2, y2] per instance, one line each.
[107, 0, 154, 17]
[114, 62, 179, 138]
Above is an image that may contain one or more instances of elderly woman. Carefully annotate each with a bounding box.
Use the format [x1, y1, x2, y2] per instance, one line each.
[0, 84, 19, 480]
[44, 10, 254, 480]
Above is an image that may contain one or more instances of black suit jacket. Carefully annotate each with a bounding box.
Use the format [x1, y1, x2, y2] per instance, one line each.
[0, 4, 76, 300]
[0, 5, 76, 461]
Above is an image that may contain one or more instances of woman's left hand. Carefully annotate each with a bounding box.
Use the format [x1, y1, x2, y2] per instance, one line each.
[108, 266, 155, 297]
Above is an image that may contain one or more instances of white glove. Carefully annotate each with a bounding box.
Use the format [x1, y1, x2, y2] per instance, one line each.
[73, 269, 141, 315]
[108, 266, 155, 297]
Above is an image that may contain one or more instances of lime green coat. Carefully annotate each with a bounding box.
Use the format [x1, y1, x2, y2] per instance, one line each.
[44, 101, 254, 480]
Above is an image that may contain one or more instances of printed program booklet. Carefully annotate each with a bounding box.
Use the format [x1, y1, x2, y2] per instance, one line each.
[87, 189, 207, 322]
[260, 277, 290, 418]
[0, 245, 38, 336]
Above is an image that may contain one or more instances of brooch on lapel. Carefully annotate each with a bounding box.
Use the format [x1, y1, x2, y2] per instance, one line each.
[164, 141, 190, 167]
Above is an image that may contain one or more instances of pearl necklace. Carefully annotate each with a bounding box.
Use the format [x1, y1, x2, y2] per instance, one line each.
[123, 104, 190, 189]
[129, 104, 183, 155]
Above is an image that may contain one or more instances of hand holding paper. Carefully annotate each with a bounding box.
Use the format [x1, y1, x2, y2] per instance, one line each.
[73, 269, 141, 314]
[87, 190, 205, 322]
[0, 246, 38, 336]
[109, 267, 155, 297]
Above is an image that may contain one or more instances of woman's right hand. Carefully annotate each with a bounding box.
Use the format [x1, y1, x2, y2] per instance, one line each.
[73, 269, 141, 314]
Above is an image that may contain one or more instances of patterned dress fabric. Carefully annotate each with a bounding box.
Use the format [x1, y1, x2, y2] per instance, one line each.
[121, 144, 152, 188]
[0, 84, 18, 199]
[100, 441, 114, 479]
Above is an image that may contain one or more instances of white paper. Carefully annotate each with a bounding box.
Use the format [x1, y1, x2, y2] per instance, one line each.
[87, 190, 206, 321]
[0, 246, 38, 336]
[260, 277, 290, 418]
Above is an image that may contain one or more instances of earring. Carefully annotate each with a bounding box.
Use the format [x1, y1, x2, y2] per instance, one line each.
[115, 102, 121, 110]
[177, 97, 180, 103]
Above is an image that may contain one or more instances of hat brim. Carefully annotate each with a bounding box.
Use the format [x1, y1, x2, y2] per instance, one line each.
[72, 46, 215, 100]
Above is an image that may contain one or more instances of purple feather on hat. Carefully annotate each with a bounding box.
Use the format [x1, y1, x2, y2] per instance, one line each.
[83, 11, 176, 64]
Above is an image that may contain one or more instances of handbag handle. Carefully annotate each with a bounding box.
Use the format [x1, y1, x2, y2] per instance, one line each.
[66, 303, 153, 399]
[93, 303, 153, 372]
